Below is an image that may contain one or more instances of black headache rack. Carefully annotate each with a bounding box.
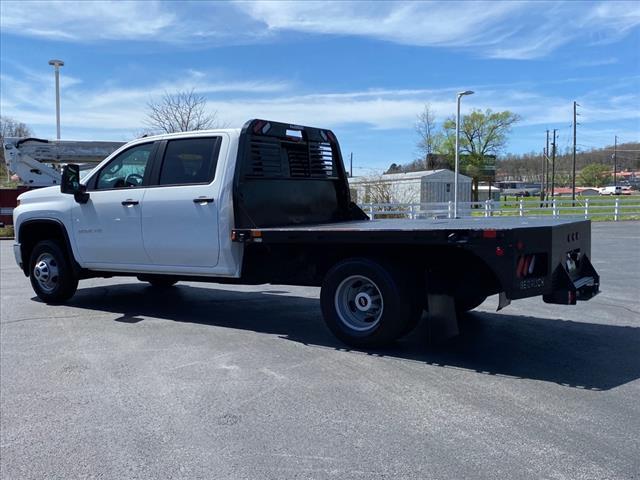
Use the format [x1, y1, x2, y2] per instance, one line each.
[233, 119, 368, 229]
[543, 252, 600, 305]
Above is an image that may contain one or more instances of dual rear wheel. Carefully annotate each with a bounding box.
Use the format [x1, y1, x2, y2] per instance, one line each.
[320, 258, 423, 348]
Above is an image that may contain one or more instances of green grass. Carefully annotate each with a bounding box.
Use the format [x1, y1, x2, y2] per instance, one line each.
[0, 162, 20, 188]
[0, 225, 15, 238]
[470, 195, 640, 221]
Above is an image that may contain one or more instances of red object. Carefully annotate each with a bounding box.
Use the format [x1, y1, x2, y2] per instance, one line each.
[495, 246, 505, 256]
[0, 187, 30, 225]
[252, 120, 266, 134]
[516, 256, 525, 277]
[483, 229, 497, 239]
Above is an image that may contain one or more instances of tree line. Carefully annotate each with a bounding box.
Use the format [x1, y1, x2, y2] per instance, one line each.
[386, 104, 639, 190]
[497, 143, 640, 186]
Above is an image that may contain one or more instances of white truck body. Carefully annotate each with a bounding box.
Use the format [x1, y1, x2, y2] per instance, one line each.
[13, 129, 244, 278]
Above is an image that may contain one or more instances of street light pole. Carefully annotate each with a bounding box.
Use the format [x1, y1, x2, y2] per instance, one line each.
[454, 90, 474, 218]
[48, 59, 64, 140]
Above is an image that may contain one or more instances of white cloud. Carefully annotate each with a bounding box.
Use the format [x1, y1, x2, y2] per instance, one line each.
[2, 69, 638, 144]
[0, 1, 175, 41]
[236, 0, 640, 59]
[1, 1, 638, 59]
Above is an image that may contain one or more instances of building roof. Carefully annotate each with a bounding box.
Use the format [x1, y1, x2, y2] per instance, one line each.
[349, 169, 471, 184]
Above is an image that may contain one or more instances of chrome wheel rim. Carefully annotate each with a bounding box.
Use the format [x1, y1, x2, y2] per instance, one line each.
[33, 253, 59, 293]
[334, 275, 384, 332]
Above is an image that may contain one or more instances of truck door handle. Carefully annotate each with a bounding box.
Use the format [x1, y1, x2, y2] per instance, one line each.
[121, 199, 139, 206]
[193, 197, 214, 204]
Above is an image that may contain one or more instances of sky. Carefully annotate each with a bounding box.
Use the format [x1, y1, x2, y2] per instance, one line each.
[1, 0, 639, 174]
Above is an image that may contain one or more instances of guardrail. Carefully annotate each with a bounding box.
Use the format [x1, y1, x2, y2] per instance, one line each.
[360, 196, 640, 221]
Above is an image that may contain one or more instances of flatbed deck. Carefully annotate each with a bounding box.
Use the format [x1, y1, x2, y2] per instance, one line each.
[236, 216, 587, 244]
[260, 216, 582, 232]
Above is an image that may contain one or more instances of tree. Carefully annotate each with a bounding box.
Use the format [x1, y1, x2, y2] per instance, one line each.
[441, 109, 520, 200]
[578, 163, 611, 187]
[415, 104, 443, 168]
[0, 115, 32, 140]
[1, 116, 33, 184]
[145, 89, 225, 134]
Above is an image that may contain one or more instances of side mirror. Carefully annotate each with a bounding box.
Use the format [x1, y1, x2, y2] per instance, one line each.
[61, 164, 89, 203]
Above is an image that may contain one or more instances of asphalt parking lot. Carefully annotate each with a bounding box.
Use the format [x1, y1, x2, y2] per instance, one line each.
[1, 221, 639, 480]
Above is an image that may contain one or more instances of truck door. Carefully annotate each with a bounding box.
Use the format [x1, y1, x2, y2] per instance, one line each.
[72, 142, 156, 266]
[141, 136, 222, 269]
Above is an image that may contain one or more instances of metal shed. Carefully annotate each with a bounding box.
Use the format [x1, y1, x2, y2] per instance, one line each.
[349, 169, 472, 204]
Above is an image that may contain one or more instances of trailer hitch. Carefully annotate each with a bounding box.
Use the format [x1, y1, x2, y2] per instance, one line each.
[543, 254, 600, 305]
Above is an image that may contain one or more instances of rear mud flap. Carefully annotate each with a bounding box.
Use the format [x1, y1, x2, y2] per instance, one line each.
[427, 293, 459, 343]
[543, 254, 600, 305]
[497, 292, 511, 311]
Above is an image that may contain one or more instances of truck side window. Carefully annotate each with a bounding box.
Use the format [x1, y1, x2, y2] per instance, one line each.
[158, 138, 218, 186]
[95, 143, 154, 190]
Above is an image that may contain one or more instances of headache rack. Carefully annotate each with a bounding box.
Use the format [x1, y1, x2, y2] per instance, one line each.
[243, 121, 338, 179]
[233, 119, 364, 229]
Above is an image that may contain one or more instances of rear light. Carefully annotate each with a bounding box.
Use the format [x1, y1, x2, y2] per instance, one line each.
[252, 120, 271, 135]
[483, 229, 497, 239]
[252, 120, 265, 134]
[516, 254, 546, 278]
[495, 246, 504, 256]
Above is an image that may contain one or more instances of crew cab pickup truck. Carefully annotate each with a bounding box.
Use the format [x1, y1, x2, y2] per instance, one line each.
[10, 120, 600, 347]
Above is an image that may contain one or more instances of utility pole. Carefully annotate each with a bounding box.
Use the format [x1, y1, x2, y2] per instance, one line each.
[540, 148, 546, 204]
[613, 136, 618, 187]
[572, 101, 578, 203]
[349, 152, 353, 177]
[551, 129, 557, 198]
[48, 59, 64, 140]
[545, 129, 550, 200]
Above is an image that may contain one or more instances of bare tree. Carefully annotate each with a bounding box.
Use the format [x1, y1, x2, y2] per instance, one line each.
[415, 104, 442, 169]
[0, 116, 32, 140]
[1, 116, 33, 183]
[144, 89, 225, 134]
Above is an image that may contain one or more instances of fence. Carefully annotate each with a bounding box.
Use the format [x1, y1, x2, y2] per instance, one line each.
[360, 196, 640, 221]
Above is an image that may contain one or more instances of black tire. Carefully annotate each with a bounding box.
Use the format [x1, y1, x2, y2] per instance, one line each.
[320, 258, 420, 348]
[138, 275, 178, 288]
[29, 240, 78, 304]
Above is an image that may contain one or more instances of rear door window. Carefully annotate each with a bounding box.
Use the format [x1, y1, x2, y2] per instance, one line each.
[158, 137, 220, 186]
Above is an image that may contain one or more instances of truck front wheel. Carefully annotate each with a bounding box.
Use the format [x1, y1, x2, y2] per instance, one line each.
[29, 240, 78, 304]
[320, 258, 419, 348]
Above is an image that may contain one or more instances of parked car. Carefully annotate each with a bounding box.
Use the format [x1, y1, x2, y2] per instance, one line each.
[599, 186, 622, 195]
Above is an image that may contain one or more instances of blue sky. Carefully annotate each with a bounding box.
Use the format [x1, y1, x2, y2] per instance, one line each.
[1, 0, 639, 173]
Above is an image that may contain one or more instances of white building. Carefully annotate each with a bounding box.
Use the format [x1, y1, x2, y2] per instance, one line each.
[348, 169, 472, 204]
